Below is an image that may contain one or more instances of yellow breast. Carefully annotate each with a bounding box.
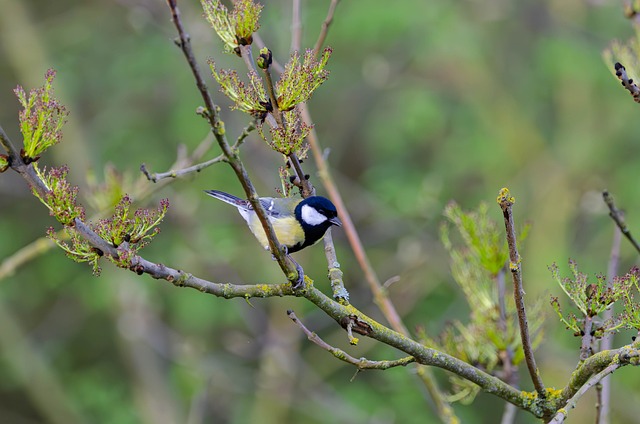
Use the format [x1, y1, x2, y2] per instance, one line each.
[247, 214, 305, 250]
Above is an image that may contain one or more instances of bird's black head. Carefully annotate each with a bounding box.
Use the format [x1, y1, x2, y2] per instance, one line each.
[291, 196, 341, 253]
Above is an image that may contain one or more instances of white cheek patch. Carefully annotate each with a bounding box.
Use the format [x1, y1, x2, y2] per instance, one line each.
[301, 204, 328, 226]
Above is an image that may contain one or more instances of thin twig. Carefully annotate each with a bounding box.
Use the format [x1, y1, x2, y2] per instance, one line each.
[287, 310, 414, 369]
[291, 0, 302, 53]
[580, 316, 594, 361]
[603, 190, 640, 255]
[260, 63, 312, 196]
[497, 188, 546, 399]
[312, 0, 340, 58]
[140, 121, 256, 183]
[165, 0, 298, 282]
[323, 228, 349, 303]
[549, 363, 620, 424]
[0, 125, 20, 163]
[613, 62, 640, 103]
[497, 267, 518, 424]
[141, 154, 225, 182]
[597, 223, 622, 424]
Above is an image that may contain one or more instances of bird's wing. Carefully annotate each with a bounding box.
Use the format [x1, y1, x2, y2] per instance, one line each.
[204, 190, 251, 210]
[205, 190, 292, 218]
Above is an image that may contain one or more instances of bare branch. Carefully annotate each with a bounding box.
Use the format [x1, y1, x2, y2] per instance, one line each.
[580, 316, 594, 361]
[550, 363, 620, 424]
[603, 190, 640, 255]
[291, 0, 302, 53]
[598, 223, 622, 424]
[323, 228, 349, 302]
[497, 188, 546, 398]
[497, 267, 518, 424]
[558, 344, 640, 406]
[313, 0, 340, 58]
[141, 121, 256, 183]
[613, 62, 640, 103]
[287, 310, 414, 370]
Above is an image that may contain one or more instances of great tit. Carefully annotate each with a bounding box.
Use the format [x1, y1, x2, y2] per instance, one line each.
[204, 190, 342, 254]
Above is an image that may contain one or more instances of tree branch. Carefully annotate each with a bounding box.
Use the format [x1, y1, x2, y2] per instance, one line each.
[287, 310, 414, 370]
[614, 62, 640, 103]
[558, 343, 640, 406]
[312, 0, 340, 58]
[603, 190, 640, 255]
[291, 0, 302, 53]
[3, 122, 555, 419]
[597, 222, 622, 424]
[140, 121, 256, 183]
[497, 267, 518, 424]
[580, 315, 594, 361]
[550, 363, 620, 424]
[497, 188, 546, 398]
[165, 0, 298, 282]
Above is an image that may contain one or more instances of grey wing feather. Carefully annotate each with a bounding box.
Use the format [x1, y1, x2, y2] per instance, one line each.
[204, 190, 251, 211]
[205, 190, 282, 218]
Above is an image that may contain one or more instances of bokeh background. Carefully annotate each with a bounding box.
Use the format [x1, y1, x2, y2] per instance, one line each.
[1, 0, 640, 423]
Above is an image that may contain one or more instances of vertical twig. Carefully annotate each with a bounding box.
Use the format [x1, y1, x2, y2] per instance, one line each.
[165, 0, 297, 281]
[603, 190, 640, 255]
[260, 63, 312, 197]
[580, 316, 594, 361]
[323, 228, 349, 302]
[550, 363, 621, 424]
[597, 222, 622, 424]
[497, 268, 518, 424]
[497, 188, 546, 398]
[312, 0, 340, 58]
[291, 0, 302, 53]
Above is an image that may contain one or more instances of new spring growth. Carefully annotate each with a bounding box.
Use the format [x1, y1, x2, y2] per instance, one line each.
[201, 0, 262, 55]
[93, 195, 169, 250]
[257, 47, 272, 70]
[48, 195, 170, 275]
[210, 48, 331, 120]
[266, 108, 312, 156]
[14, 69, 68, 162]
[209, 61, 269, 120]
[276, 48, 332, 112]
[0, 155, 8, 173]
[32, 165, 85, 226]
[550, 261, 640, 336]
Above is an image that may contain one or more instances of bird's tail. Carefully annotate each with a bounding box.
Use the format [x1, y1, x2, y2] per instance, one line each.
[204, 190, 250, 208]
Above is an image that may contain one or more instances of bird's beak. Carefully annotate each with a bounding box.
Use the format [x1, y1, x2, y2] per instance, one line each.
[330, 217, 342, 227]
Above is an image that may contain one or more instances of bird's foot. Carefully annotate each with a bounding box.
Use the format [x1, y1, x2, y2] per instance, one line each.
[287, 254, 305, 289]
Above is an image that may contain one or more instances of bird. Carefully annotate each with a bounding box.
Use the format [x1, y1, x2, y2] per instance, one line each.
[204, 189, 342, 285]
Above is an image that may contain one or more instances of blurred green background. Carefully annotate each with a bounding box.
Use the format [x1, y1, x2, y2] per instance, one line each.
[1, 0, 640, 423]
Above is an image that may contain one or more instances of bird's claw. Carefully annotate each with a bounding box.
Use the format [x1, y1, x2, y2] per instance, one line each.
[288, 254, 305, 289]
